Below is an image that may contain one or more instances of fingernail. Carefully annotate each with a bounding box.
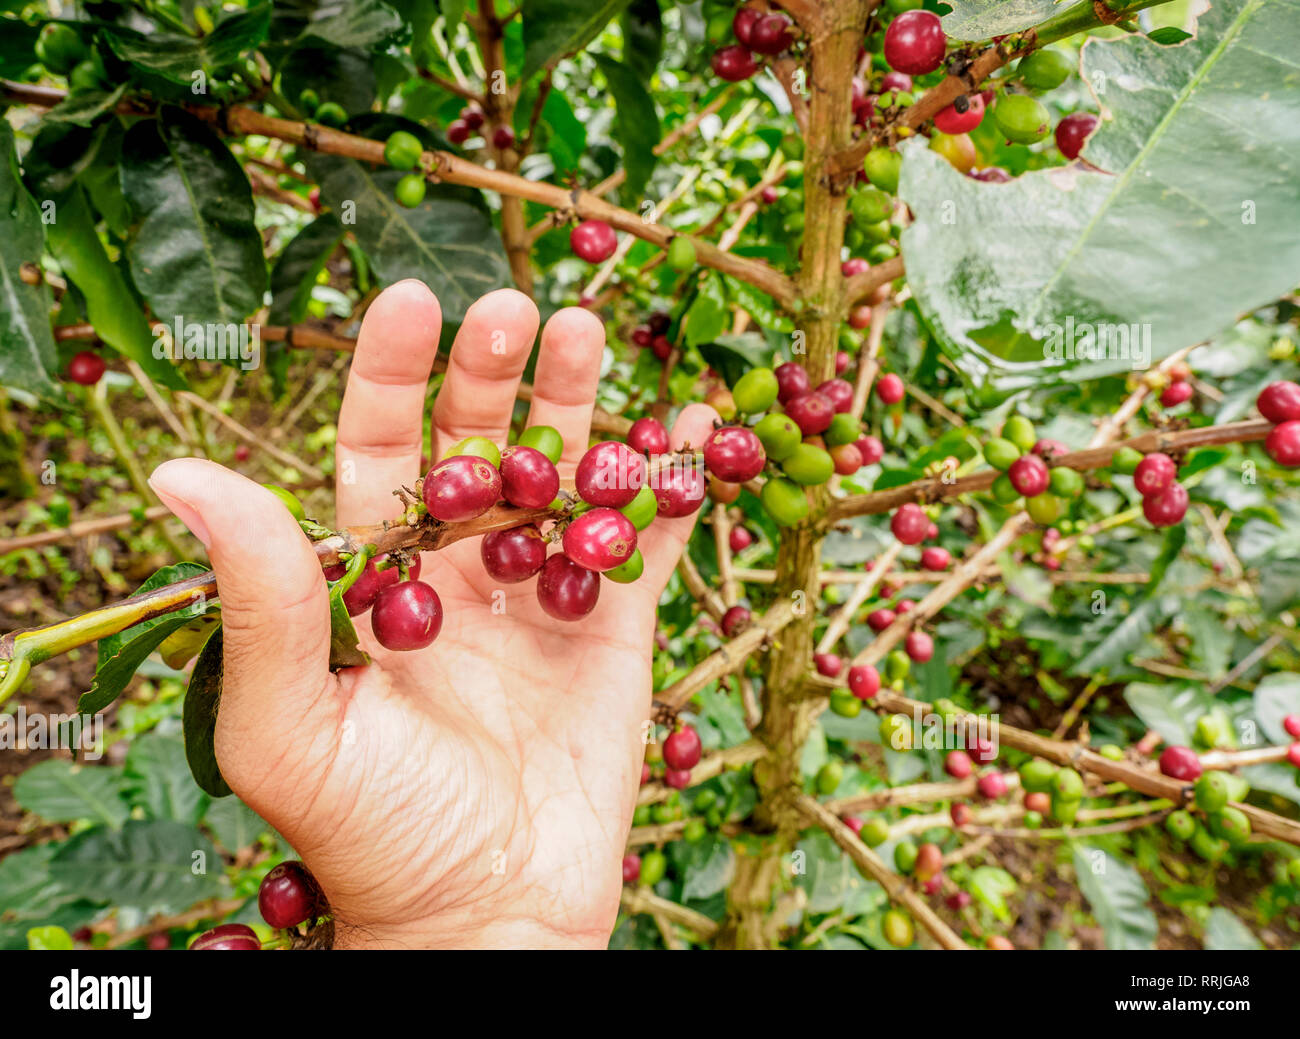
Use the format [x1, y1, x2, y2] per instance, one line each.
[149, 479, 212, 548]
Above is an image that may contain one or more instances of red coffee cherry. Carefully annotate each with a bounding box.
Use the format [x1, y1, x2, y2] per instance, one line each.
[622, 855, 641, 884]
[191, 923, 260, 951]
[1032, 438, 1068, 458]
[627, 417, 671, 456]
[891, 503, 929, 545]
[835, 351, 851, 375]
[663, 768, 692, 789]
[460, 103, 485, 130]
[876, 373, 905, 404]
[423, 455, 502, 522]
[785, 392, 835, 436]
[499, 445, 559, 508]
[492, 125, 515, 150]
[1142, 482, 1189, 527]
[830, 442, 863, 475]
[536, 554, 600, 621]
[848, 664, 880, 699]
[816, 378, 855, 414]
[652, 461, 707, 517]
[977, 772, 1008, 799]
[880, 71, 913, 93]
[1257, 381, 1300, 424]
[1158, 745, 1203, 781]
[703, 426, 767, 482]
[576, 441, 646, 507]
[67, 350, 106, 385]
[371, 580, 443, 651]
[967, 735, 998, 764]
[933, 93, 984, 135]
[481, 524, 547, 583]
[814, 652, 842, 678]
[663, 725, 702, 770]
[883, 10, 946, 76]
[841, 257, 869, 277]
[1265, 420, 1300, 467]
[775, 361, 811, 403]
[732, 7, 761, 45]
[915, 842, 943, 882]
[849, 304, 873, 330]
[729, 526, 753, 552]
[570, 219, 618, 262]
[721, 604, 751, 637]
[326, 553, 422, 616]
[750, 12, 794, 55]
[258, 861, 322, 929]
[950, 803, 972, 826]
[1288, 743, 1300, 769]
[1160, 380, 1194, 407]
[867, 608, 896, 632]
[904, 630, 934, 663]
[563, 508, 637, 572]
[920, 547, 951, 571]
[711, 44, 758, 81]
[946, 891, 972, 910]
[855, 435, 884, 465]
[945, 750, 973, 779]
[1054, 112, 1098, 160]
[1023, 791, 1050, 814]
[1008, 454, 1050, 498]
[1133, 452, 1176, 497]
[446, 119, 470, 144]
[1283, 714, 1300, 739]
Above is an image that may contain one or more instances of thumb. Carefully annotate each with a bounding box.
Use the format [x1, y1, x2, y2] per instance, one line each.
[148, 458, 333, 740]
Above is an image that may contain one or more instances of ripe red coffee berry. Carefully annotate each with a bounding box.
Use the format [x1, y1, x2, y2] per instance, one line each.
[192, 923, 260, 951]
[785, 391, 835, 436]
[842, 257, 869, 277]
[904, 630, 934, 663]
[844, 816, 865, 835]
[446, 119, 470, 144]
[641, 763, 652, 785]
[650, 334, 673, 360]
[258, 861, 321, 929]
[774, 361, 811, 403]
[1142, 482, 1189, 527]
[563, 508, 637, 572]
[856, 435, 884, 465]
[1054, 112, 1098, 160]
[371, 580, 443, 651]
[921, 547, 951, 571]
[1257, 381, 1300, 424]
[876, 373, 905, 404]
[816, 378, 855, 414]
[622, 855, 641, 884]
[925, 522, 938, 540]
[576, 441, 646, 507]
[891, 503, 929, 545]
[1032, 438, 1068, 458]
[880, 71, 913, 93]
[326, 554, 423, 616]
[461, 103, 485, 130]
[234, 444, 251, 462]
[848, 663, 881, 699]
[663, 768, 692, 790]
[1024, 791, 1051, 814]
[883, 10, 946, 76]
[664, 725, 703, 770]
[835, 351, 851, 375]
[627, 416, 671, 456]
[1133, 452, 1176, 497]
[652, 461, 707, 517]
[732, 7, 760, 44]
[950, 803, 972, 826]
[499, 445, 559, 508]
[492, 126, 515, 150]
[704, 426, 767, 482]
[536, 554, 600, 621]
[946, 891, 972, 910]
[849, 304, 873, 330]
[1008, 454, 1050, 498]
[423, 455, 502, 522]
[1286, 743, 1300, 768]
[1158, 745, 1203, 781]
[1266, 420, 1300, 467]
[570, 219, 618, 262]
[895, 598, 915, 613]
[977, 772, 1008, 799]
[967, 736, 998, 764]
[933, 93, 984, 135]
[711, 44, 758, 81]
[729, 526, 753, 553]
[481, 524, 547, 583]
[867, 608, 896, 632]
[945, 750, 973, 779]
[830, 442, 863, 475]
[1160, 380, 1194, 407]
[814, 652, 843, 678]
[721, 604, 751, 637]
[1283, 714, 1300, 739]
[67, 350, 106, 385]
[750, 12, 794, 55]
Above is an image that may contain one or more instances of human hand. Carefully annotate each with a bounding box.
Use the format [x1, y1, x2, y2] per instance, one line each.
[149, 281, 716, 948]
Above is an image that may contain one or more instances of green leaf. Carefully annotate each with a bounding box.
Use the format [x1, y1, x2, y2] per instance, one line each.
[44, 187, 185, 389]
[683, 272, 728, 349]
[1203, 907, 1263, 950]
[969, 866, 1017, 922]
[204, 795, 272, 853]
[39, 84, 129, 127]
[591, 54, 660, 203]
[0, 123, 58, 398]
[298, 0, 406, 49]
[1252, 672, 1300, 746]
[81, 563, 215, 715]
[900, 0, 1300, 393]
[104, 4, 271, 84]
[305, 154, 510, 322]
[535, 89, 587, 174]
[13, 760, 128, 829]
[1146, 525, 1186, 589]
[940, 0, 1065, 42]
[182, 626, 232, 798]
[124, 732, 211, 824]
[1123, 682, 1217, 747]
[0, 845, 98, 951]
[0, 18, 39, 78]
[522, 0, 633, 81]
[1148, 26, 1194, 44]
[620, 0, 663, 83]
[794, 829, 884, 916]
[27, 926, 74, 950]
[1072, 845, 1157, 950]
[280, 45, 377, 114]
[698, 332, 770, 388]
[268, 213, 346, 325]
[50, 820, 223, 913]
[678, 836, 734, 901]
[328, 583, 369, 669]
[122, 108, 268, 330]
[1070, 594, 1175, 676]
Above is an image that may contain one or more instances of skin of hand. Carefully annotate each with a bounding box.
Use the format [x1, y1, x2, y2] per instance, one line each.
[148, 281, 717, 948]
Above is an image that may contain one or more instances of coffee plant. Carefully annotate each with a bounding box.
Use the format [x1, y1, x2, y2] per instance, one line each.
[1, 0, 1299, 953]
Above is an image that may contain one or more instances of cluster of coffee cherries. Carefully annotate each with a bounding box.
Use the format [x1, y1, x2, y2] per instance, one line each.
[982, 414, 1086, 526]
[445, 100, 515, 152]
[1258, 379, 1300, 467]
[709, 6, 798, 83]
[191, 860, 323, 950]
[629, 309, 677, 362]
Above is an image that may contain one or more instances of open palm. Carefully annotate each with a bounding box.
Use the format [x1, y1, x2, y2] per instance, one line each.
[149, 282, 715, 948]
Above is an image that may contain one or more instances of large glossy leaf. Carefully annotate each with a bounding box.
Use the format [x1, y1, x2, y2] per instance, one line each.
[0, 845, 99, 952]
[298, 0, 406, 49]
[900, 0, 1300, 394]
[280, 45, 377, 114]
[122, 108, 268, 330]
[0, 123, 58, 398]
[1252, 672, 1300, 746]
[1123, 682, 1217, 746]
[305, 154, 510, 322]
[1072, 845, 1157, 950]
[0, 17, 39, 78]
[81, 563, 215, 715]
[940, 0, 1067, 41]
[592, 54, 661, 203]
[183, 626, 232, 798]
[521, 0, 633, 81]
[1070, 594, 1176, 676]
[104, 4, 271, 83]
[13, 760, 128, 829]
[620, 0, 663, 84]
[124, 732, 210, 824]
[50, 820, 223, 913]
[204, 796, 271, 853]
[1203, 907, 1263, 949]
[268, 213, 347, 325]
[43, 187, 185, 389]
